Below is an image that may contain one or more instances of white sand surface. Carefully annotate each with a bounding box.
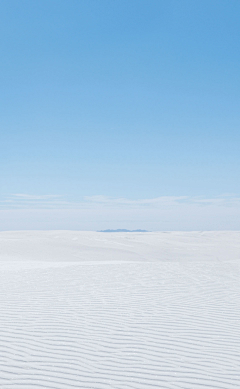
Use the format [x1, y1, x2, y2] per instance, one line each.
[0, 231, 239, 388]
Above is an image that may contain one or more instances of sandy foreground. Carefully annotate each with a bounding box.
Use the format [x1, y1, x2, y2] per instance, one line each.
[0, 230, 239, 388]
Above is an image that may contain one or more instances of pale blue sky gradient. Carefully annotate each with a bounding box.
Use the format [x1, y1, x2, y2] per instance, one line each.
[1, 0, 240, 229]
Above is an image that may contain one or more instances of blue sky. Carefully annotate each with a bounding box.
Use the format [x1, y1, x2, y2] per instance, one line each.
[1, 0, 240, 230]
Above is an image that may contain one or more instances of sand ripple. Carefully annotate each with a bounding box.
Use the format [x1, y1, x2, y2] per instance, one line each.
[0, 259, 239, 388]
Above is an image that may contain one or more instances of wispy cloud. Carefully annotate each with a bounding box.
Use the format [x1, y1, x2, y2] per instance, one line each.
[83, 195, 240, 208]
[1, 193, 240, 210]
[83, 195, 188, 205]
[1, 194, 68, 209]
[1, 194, 240, 231]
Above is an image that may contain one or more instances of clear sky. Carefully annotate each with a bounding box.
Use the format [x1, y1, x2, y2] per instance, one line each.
[1, 0, 240, 230]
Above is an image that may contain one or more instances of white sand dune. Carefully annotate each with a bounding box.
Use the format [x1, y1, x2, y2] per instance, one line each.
[0, 231, 239, 388]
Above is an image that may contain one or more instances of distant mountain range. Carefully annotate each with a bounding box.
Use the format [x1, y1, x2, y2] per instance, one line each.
[99, 229, 149, 233]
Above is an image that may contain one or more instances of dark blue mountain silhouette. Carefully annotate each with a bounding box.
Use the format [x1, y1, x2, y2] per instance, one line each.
[99, 229, 148, 232]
